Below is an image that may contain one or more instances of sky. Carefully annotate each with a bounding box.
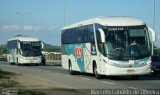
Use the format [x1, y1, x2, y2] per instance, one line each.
[0, 0, 159, 47]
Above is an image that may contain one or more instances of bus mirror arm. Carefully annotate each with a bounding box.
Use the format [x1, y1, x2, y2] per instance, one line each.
[148, 27, 156, 42]
[98, 28, 105, 43]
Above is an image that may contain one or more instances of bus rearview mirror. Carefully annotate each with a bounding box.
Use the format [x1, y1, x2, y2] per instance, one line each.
[98, 28, 105, 43]
[18, 43, 20, 49]
[41, 42, 44, 49]
[148, 27, 156, 42]
[148, 27, 156, 55]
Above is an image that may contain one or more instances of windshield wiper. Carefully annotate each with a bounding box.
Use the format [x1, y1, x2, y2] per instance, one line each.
[119, 42, 142, 58]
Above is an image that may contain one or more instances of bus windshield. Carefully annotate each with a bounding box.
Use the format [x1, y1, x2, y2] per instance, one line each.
[20, 41, 42, 57]
[103, 26, 151, 60]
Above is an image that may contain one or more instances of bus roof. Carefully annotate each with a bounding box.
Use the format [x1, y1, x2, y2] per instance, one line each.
[62, 16, 145, 30]
[8, 36, 40, 42]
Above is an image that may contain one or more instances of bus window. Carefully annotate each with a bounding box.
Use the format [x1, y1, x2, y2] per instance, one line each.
[88, 25, 95, 43]
[96, 25, 105, 55]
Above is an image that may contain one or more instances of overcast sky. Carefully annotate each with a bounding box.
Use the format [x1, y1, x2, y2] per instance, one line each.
[0, 0, 159, 47]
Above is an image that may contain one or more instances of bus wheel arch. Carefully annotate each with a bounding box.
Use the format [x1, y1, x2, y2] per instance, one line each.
[93, 60, 102, 79]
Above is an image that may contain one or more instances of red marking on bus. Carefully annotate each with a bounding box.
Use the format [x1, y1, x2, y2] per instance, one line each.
[75, 47, 83, 58]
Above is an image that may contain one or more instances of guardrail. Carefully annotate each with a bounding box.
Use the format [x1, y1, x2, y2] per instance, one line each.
[44, 53, 61, 65]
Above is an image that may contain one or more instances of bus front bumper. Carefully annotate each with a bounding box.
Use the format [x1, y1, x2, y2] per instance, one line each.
[18, 57, 42, 64]
[105, 64, 151, 76]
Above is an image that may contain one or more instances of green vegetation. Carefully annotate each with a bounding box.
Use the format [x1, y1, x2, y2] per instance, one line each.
[44, 48, 61, 52]
[154, 49, 160, 55]
[0, 45, 7, 55]
[17, 90, 46, 95]
[0, 80, 18, 88]
[0, 69, 15, 79]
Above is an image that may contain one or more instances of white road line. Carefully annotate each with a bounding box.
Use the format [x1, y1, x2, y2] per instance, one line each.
[52, 72, 73, 77]
[66, 75, 71, 76]
[55, 73, 61, 75]
[45, 70, 52, 73]
[36, 69, 43, 72]
[101, 81, 115, 85]
[80, 77, 91, 80]
[128, 87, 138, 89]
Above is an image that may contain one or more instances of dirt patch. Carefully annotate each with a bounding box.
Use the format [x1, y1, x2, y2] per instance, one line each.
[0, 69, 16, 79]
[0, 69, 87, 95]
[0, 69, 69, 89]
[0, 69, 19, 88]
[0, 69, 47, 95]
[14, 75, 70, 89]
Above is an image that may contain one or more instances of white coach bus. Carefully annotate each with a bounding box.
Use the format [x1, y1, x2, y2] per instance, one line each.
[7, 35, 45, 65]
[61, 16, 155, 79]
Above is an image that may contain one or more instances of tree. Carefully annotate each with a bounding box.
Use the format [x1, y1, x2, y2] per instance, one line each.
[154, 49, 160, 55]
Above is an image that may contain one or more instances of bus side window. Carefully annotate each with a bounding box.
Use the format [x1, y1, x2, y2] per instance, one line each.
[88, 25, 97, 55]
[91, 43, 97, 55]
[16, 48, 18, 54]
[96, 25, 106, 56]
[87, 25, 94, 43]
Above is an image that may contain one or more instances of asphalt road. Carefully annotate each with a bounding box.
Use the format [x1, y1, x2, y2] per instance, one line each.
[0, 61, 160, 94]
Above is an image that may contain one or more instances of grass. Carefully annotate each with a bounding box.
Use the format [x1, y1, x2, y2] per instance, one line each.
[0, 69, 19, 88]
[0, 69, 15, 79]
[0, 79, 19, 87]
[17, 90, 46, 95]
[0, 69, 46, 95]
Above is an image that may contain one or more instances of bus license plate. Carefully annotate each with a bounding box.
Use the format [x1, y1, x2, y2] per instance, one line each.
[127, 69, 135, 73]
[30, 61, 34, 63]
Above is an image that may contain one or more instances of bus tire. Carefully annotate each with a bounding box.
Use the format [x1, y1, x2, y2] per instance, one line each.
[131, 75, 139, 80]
[18, 63, 22, 66]
[17, 58, 19, 64]
[42, 60, 46, 65]
[69, 61, 75, 75]
[93, 63, 102, 79]
[42, 62, 45, 65]
[153, 73, 157, 77]
[10, 62, 15, 65]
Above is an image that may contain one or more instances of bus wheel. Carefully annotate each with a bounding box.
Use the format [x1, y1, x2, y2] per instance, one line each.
[18, 63, 22, 66]
[42, 60, 46, 65]
[153, 73, 157, 77]
[10, 62, 15, 65]
[69, 62, 75, 75]
[17, 58, 19, 64]
[42, 62, 45, 65]
[93, 64, 102, 79]
[131, 75, 139, 80]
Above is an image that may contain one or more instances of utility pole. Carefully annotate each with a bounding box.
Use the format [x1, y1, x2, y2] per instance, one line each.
[152, 0, 156, 55]
[64, 0, 67, 26]
[16, 12, 31, 36]
[153, 0, 156, 30]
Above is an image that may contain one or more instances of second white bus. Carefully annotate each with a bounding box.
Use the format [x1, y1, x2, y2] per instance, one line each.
[7, 36, 45, 65]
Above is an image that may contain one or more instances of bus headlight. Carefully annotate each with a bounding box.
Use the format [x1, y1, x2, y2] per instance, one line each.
[146, 61, 151, 64]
